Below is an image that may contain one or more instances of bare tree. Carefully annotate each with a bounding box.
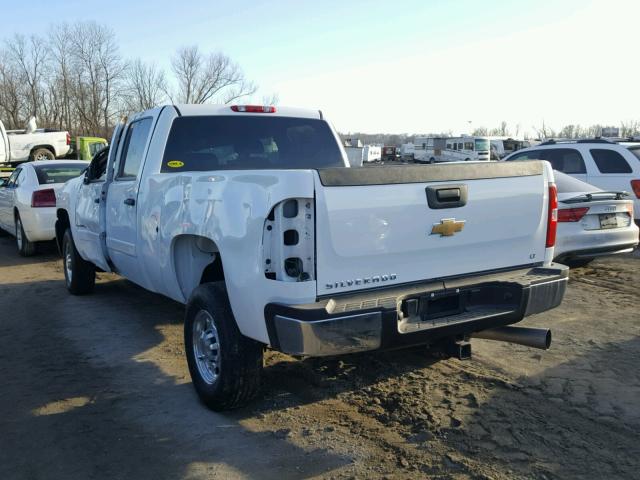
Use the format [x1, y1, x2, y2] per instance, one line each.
[124, 58, 167, 112]
[620, 120, 640, 137]
[0, 50, 24, 128]
[4, 34, 49, 120]
[170, 46, 256, 104]
[261, 92, 280, 105]
[0, 24, 260, 135]
[68, 22, 126, 136]
[48, 24, 75, 131]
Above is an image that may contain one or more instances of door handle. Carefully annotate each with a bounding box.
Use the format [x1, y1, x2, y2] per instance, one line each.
[94, 198, 100, 204]
[124, 198, 135, 206]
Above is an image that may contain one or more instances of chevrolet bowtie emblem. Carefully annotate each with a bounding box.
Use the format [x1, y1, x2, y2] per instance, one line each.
[431, 218, 465, 237]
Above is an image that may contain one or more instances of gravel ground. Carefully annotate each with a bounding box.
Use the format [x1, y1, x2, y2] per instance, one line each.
[0, 234, 638, 479]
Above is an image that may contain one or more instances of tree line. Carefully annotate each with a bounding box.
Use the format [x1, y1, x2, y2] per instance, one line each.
[0, 22, 259, 137]
[473, 120, 640, 140]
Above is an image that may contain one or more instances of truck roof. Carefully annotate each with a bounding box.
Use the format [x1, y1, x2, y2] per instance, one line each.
[172, 104, 323, 120]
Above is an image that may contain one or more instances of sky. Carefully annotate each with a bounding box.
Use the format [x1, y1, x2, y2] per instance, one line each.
[3, 0, 640, 136]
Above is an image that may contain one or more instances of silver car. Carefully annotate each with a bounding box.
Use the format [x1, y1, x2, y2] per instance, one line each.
[554, 171, 638, 267]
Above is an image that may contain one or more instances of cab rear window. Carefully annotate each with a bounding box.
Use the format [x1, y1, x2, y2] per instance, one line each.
[34, 164, 87, 184]
[161, 116, 344, 172]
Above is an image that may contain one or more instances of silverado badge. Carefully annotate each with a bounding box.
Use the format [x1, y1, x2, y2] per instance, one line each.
[431, 218, 465, 237]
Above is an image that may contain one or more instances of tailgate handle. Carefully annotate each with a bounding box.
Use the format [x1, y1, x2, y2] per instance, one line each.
[426, 184, 468, 209]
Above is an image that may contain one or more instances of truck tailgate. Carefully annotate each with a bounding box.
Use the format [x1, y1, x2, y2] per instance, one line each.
[314, 162, 549, 296]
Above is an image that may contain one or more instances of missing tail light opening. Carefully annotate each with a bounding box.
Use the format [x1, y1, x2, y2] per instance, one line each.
[263, 198, 315, 282]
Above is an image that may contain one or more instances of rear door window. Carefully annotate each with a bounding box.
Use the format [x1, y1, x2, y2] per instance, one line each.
[509, 148, 586, 174]
[590, 149, 633, 173]
[542, 149, 586, 173]
[161, 116, 344, 172]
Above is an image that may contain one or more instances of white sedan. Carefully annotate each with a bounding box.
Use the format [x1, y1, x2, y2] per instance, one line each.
[0, 160, 88, 256]
[554, 171, 639, 267]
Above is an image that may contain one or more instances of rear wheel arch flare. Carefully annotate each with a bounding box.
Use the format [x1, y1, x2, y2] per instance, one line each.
[172, 234, 222, 301]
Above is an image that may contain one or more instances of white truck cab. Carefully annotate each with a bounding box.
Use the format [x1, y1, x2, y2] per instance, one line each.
[56, 104, 568, 411]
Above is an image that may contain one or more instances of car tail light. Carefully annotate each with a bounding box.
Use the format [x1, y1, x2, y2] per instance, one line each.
[31, 188, 56, 207]
[546, 183, 558, 248]
[631, 179, 640, 199]
[625, 203, 634, 216]
[558, 207, 589, 222]
[66, 132, 71, 145]
[230, 105, 276, 113]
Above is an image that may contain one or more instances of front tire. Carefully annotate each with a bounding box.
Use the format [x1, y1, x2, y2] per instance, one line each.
[185, 282, 263, 411]
[15, 214, 36, 256]
[62, 229, 95, 294]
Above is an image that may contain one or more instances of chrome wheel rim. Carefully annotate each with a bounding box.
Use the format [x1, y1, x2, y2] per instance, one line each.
[192, 310, 221, 385]
[16, 219, 23, 249]
[64, 241, 73, 284]
[35, 152, 50, 161]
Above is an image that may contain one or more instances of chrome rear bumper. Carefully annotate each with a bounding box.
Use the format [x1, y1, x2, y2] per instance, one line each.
[266, 264, 568, 357]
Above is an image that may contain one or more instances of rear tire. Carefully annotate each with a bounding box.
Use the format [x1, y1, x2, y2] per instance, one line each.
[184, 282, 263, 411]
[62, 228, 95, 294]
[15, 214, 36, 256]
[30, 148, 55, 161]
[564, 258, 593, 269]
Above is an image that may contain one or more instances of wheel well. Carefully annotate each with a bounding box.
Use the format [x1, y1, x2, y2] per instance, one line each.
[55, 209, 70, 252]
[30, 145, 55, 157]
[172, 235, 223, 301]
[200, 255, 225, 284]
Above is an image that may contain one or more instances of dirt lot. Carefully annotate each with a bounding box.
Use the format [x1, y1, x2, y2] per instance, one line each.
[0, 235, 639, 480]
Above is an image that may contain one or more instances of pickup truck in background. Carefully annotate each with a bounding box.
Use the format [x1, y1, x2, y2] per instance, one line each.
[68, 136, 108, 161]
[0, 117, 71, 166]
[56, 104, 568, 411]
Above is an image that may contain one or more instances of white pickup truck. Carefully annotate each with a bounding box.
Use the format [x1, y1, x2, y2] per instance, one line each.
[56, 104, 568, 411]
[0, 118, 71, 166]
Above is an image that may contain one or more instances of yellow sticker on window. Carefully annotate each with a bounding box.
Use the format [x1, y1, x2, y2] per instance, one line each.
[166, 160, 184, 168]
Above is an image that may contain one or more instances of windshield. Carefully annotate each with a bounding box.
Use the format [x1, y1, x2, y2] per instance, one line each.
[34, 164, 87, 184]
[161, 116, 345, 172]
[474, 138, 489, 151]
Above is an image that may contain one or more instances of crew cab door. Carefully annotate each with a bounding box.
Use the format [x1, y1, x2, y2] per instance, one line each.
[74, 147, 112, 271]
[105, 117, 154, 282]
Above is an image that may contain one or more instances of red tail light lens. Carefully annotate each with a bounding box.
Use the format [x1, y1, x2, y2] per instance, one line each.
[631, 179, 640, 199]
[546, 183, 558, 248]
[66, 132, 71, 145]
[31, 188, 56, 207]
[230, 105, 276, 113]
[558, 207, 589, 222]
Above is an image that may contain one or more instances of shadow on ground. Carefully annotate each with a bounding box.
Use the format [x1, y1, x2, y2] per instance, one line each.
[2, 240, 639, 479]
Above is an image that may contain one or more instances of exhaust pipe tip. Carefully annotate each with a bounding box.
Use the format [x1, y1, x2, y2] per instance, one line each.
[471, 326, 552, 350]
